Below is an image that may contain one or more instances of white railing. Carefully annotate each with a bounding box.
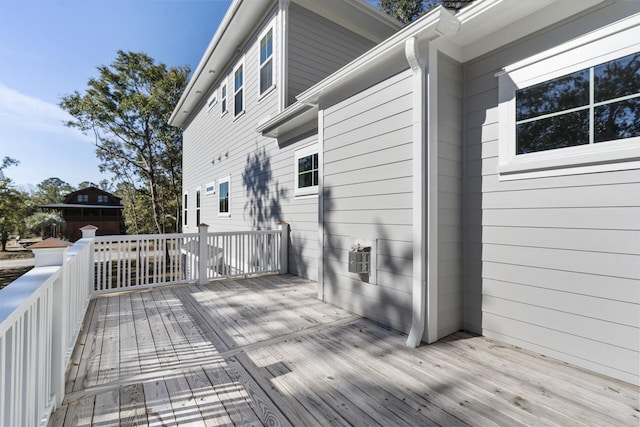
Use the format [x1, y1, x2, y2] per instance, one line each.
[93, 233, 199, 293]
[94, 224, 288, 293]
[0, 238, 93, 427]
[0, 224, 289, 426]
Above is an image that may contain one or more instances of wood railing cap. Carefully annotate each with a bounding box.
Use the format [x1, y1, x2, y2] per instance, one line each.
[28, 238, 72, 250]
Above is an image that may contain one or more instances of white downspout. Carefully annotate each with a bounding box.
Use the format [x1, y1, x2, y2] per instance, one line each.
[405, 37, 428, 347]
[278, 0, 290, 112]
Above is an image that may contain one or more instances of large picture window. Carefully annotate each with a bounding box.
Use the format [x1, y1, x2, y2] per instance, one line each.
[515, 52, 639, 154]
[497, 17, 640, 180]
[294, 144, 319, 196]
[259, 27, 274, 95]
[218, 176, 230, 217]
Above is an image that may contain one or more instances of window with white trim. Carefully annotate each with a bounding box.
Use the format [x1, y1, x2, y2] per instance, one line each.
[220, 83, 227, 115]
[294, 144, 319, 196]
[259, 27, 274, 95]
[205, 181, 216, 196]
[183, 193, 188, 227]
[218, 175, 230, 216]
[515, 52, 639, 154]
[195, 187, 201, 225]
[233, 62, 244, 117]
[497, 18, 640, 180]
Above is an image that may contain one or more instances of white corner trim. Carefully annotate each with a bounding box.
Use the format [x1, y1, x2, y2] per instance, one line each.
[405, 36, 428, 348]
[317, 109, 325, 301]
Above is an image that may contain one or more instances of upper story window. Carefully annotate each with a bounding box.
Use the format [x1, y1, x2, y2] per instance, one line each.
[234, 63, 244, 117]
[515, 52, 639, 155]
[218, 176, 230, 217]
[97, 195, 109, 204]
[77, 194, 88, 203]
[221, 83, 227, 115]
[497, 17, 640, 180]
[259, 27, 274, 95]
[294, 144, 319, 196]
[183, 193, 188, 227]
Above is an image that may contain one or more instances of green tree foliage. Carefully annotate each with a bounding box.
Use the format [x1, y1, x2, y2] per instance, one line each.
[60, 51, 189, 234]
[379, 0, 473, 24]
[0, 157, 30, 250]
[26, 212, 65, 239]
[31, 177, 75, 206]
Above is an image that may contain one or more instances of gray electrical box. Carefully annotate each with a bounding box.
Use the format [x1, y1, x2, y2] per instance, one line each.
[348, 249, 370, 274]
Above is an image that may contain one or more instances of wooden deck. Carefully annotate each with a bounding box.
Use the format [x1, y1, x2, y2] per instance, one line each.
[50, 274, 639, 426]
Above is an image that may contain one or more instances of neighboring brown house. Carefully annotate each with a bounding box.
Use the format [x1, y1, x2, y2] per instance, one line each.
[41, 187, 125, 241]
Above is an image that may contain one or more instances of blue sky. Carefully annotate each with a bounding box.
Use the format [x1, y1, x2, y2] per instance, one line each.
[0, 0, 232, 190]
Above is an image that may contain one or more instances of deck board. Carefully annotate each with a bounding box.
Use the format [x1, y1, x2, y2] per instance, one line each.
[51, 274, 640, 426]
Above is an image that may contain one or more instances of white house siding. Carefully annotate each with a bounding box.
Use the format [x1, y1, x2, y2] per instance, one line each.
[322, 69, 414, 332]
[437, 53, 463, 338]
[462, 3, 640, 384]
[181, 6, 319, 280]
[287, 3, 377, 106]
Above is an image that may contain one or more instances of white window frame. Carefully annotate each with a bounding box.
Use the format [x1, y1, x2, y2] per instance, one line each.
[195, 186, 201, 226]
[497, 16, 640, 180]
[183, 192, 188, 228]
[258, 24, 275, 97]
[294, 143, 319, 197]
[218, 175, 231, 217]
[220, 81, 228, 116]
[233, 58, 245, 119]
[205, 181, 216, 196]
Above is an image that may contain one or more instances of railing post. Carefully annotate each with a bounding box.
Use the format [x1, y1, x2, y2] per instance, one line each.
[28, 239, 70, 409]
[198, 224, 209, 285]
[80, 225, 98, 296]
[279, 222, 289, 275]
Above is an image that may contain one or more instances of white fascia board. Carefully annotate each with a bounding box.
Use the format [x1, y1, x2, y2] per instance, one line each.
[256, 101, 317, 137]
[296, 6, 460, 106]
[454, 0, 608, 62]
[169, 0, 273, 127]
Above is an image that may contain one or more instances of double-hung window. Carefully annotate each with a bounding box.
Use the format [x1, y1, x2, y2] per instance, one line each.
[294, 144, 319, 196]
[221, 83, 227, 115]
[498, 17, 640, 179]
[183, 193, 188, 227]
[218, 176, 230, 217]
[259, 27, 274, 95]
[234, 62, 244, 117]
[195, 187, 201, 225]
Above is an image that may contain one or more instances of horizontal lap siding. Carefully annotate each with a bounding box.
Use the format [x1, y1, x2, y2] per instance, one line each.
[438, 53, 463, 338]
[462, 2, 640, 384]
[287, 3, 376, 105]
[323, 70, 414, 332]
[182, 7, 318, 280]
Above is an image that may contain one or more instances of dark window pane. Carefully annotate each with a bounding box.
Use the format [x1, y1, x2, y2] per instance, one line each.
[234, 66, 243, 91]
[196, 210, 200, 225]
[235, 90, 243, 115]
[298, 172, 313, 188]
[219, 181, 229, 213]
[298, 155, 313, 172]
[595, 53, 640, 103]
[595, 98, 640, 142]
[517, 110, 589, 154]
[222, 98, 226, 113]
[312, 153, 318, 169]
[260, 59, 273, 94]
[516, 70, 589, 121]
[313, 170, 318, 186]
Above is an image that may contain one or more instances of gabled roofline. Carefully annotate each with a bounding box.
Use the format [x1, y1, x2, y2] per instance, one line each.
[169, 0, 402, 129]
[295, 6, 460, 106]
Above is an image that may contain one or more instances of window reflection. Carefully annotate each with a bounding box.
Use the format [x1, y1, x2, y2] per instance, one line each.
[516, 70, 589, 121]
